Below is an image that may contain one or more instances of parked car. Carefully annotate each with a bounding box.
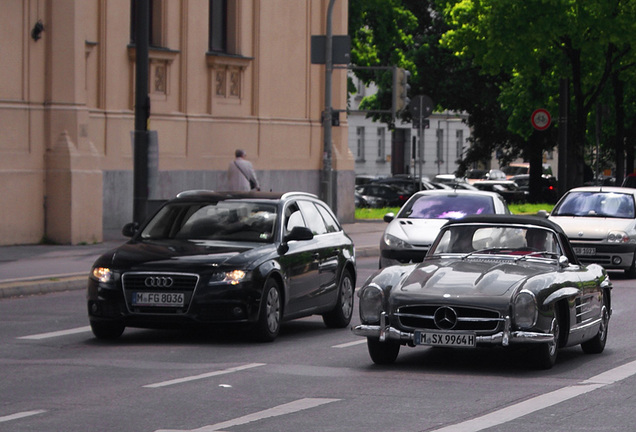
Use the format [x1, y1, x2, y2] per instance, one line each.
[355, 183, 410, 207]
[548, 186, 636, 276]
[622, 173, 636, 188]
[369, 176, 415, 196]
[466, 168, 507, 184]
[433, 174, 479, 190]
[472, 179, 527, 202]
[511, 174, 558, 203]
[87, 191, 356, 341]
[465, 168, 488, 184]
[354, 214, 612, 369]
[355, 191, 387, 208]
[502, 162, 554, 179]
[355, 175, 385, 186]
[379, 189, 511, 268]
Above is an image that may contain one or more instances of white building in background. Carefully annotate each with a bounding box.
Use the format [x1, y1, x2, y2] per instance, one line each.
[347, 75, 471, 181]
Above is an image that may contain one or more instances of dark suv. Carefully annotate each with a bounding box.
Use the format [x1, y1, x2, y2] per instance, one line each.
[87, 191, 356, 342]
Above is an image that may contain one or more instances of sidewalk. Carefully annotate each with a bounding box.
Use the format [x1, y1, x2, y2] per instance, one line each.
[0, 221, 385, 299]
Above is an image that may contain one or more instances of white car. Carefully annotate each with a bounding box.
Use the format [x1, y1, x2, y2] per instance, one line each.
[548, 186, 636, 276]
[379, 189, 511, 268]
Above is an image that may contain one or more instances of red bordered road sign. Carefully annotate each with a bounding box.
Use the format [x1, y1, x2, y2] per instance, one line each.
[531, 109, 551, 131]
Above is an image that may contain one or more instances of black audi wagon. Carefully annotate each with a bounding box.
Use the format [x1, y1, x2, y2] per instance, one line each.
[87, 191, 356, 342]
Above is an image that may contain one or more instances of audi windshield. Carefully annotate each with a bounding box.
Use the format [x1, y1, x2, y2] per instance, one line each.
[140, 201, 278, 242]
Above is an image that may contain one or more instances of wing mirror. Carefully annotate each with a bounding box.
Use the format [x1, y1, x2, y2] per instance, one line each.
[122, 222, 139, 238]
[284, 226, 314, 242]
[536, 210, 550, 218]
[384, 212, 395, 223]
[278, 226, 314, 255]
[558, 255, 569, 268]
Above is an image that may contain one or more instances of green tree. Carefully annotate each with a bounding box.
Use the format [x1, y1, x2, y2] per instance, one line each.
[349, 0, 519, 169]
[439, 0, 636, 188]
[349, 0, 417, 124]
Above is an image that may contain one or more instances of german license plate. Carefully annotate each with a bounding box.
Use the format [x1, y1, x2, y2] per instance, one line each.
[415, 330, 476, 347]
[574, 247, 596, 256]
[132, 292, 185, 307]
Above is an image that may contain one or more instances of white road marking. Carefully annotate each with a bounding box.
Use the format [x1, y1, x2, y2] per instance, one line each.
[18, 326, 91, 340]
[144, 363, 266, 388]
[431, 359, 636, 432]
[155, 398, 340, 432]
[332, 339, 366, 348]
[0, 410, 47, 423]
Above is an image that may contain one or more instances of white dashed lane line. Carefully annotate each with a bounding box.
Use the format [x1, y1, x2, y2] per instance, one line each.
[154, 398, 340, 432]
[143, 363, 266, 388]
[431, 359, 636, 432]
[0, 410, 47, 423]
[18, 326, 91, 340]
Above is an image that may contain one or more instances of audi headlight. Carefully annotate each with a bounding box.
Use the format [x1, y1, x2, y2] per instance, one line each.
[384, 233, 412, 249]
[359, 284, 384, 324]
[514, 291, 537, 329]
[209, 270, 251, 286]
[91, 267, 113, 283]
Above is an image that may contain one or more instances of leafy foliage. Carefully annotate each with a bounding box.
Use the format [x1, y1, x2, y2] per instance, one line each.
[349, 0, 636, 186]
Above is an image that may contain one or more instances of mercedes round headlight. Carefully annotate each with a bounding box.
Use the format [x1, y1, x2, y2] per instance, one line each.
[359, 284, 384, 324]
[384, 233, 412, 249]
[514, 291, 537, 329]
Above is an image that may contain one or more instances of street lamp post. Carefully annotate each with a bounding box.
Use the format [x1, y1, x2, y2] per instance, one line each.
[133, 0, 150, 225]
[321, 0, 336, 210]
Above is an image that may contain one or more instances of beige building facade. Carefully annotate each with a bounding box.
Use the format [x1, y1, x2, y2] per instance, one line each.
[0, 0, 353, 246]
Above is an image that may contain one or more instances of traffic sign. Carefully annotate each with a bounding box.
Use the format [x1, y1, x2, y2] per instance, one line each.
[410, 95, 434, 119]
[531, 109, 551, 131]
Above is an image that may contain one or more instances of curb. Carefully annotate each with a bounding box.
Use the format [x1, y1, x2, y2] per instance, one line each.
[0, 274, 87, 299]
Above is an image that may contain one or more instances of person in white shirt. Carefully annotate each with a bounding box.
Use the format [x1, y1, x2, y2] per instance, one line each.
[227, 149, 260, 191]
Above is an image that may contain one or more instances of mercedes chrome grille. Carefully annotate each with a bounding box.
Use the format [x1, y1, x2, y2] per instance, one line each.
[396, 304, 502, 332]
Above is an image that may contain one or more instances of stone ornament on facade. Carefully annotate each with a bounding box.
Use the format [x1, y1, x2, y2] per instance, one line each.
[215, 69, 226, 96]
[153, 63, 166, 94]
[229, 68, 241, 98]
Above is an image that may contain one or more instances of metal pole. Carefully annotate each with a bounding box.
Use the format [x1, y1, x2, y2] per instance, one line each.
[133, 0, 150, 225]
[322, 0, 336, 209]
[418, 96, 424, 188]
[595, 104, 600, 185]
[558, 78, 568, 196]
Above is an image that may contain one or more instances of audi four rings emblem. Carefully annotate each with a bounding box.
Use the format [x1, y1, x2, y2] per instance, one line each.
[434, 306, 458, 330]
[145, 276, 174, 288]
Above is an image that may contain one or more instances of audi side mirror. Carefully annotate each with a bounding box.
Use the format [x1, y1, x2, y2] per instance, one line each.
[284, 226, 314, 242]
[122, 222, 139, 238]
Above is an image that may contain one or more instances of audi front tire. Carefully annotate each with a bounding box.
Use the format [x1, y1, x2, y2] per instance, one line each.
[90, 320, 125, 340]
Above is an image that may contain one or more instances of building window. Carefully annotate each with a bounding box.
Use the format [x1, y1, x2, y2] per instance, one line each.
[377, 128, 385, 162]
[130, 0, 164, 47]
[356, 127, 365, 162]
[209, 0, 227, 53]
[436, 129, 444, 164]
[456, 129, 464, 160]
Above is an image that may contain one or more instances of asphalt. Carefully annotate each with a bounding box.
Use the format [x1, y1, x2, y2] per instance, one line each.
[0, 221, 386, 299]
